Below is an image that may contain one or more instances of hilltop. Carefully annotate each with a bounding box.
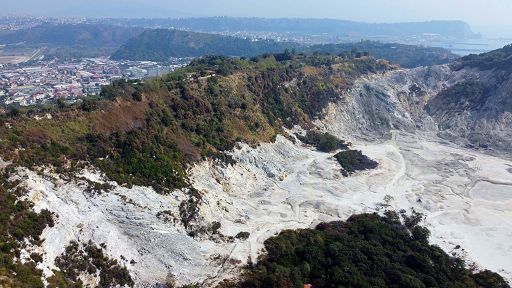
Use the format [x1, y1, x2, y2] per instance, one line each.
[111, 29, 295, 61]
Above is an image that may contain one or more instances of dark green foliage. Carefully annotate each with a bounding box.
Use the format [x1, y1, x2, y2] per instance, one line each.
[52, 241, 134, 288]
[80, 98, 99, 112]
[89, 127, 190, 193]
[238, 213, 509, 288]
[179, 196, 201, 231]
[99, 79, 134, 100]
[472, 270, 511, 288]
[452, 44, 512, 72]
[236, 232, 251, 240]
[0, 171, 55, 287]
[111, 29, 296, 61]
[0, 23, 145, 59]
[426, 81, 488, 116]
[297, 131, 348, 152]
[113, 29, 458, 68]
[334, 150, 378, 176]
[304, 41, 458, 68]
[0, 23, 144, 47]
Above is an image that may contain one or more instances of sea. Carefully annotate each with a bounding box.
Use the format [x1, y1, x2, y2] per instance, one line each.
[428, 38, 512, 56]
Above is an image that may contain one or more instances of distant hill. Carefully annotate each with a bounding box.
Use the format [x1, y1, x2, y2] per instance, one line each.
[0, 23, 146, 59]
[0, 23, 145, 47]
[99, 17, 479, 40]
[112, 29, 457, 68]
[111, 29, 295, 61]
[452, 43, 512, 72]
[306, 41, 458, 68]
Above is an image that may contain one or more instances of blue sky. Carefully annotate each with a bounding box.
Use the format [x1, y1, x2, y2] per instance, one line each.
[3, 0, 512, 37]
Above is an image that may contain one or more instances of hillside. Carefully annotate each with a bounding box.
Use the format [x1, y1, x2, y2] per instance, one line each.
[111, 29, 295, 61]
[0, 53, 390, 194]
[0, 23, 146, 58]
[99, 17, 479, 40]
[112, 29, 456, 68]
[0, 23, 145, 47]
[306, 41, 458, 68]
[452, 43, 512, 72]
[238, 213, 508, 288]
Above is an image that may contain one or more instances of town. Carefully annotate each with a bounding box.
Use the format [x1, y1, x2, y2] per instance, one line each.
[0, 57, 190, 106]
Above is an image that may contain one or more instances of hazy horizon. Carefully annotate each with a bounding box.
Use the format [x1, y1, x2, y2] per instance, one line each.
[3, 0, 512, 38]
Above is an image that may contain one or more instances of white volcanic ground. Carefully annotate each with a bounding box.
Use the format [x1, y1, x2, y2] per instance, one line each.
[16, 131, 512, 287]
[11, 66, 512, 287]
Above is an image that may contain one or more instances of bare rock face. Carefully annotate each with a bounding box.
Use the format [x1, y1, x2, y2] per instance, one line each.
[320, 64, 512, 156]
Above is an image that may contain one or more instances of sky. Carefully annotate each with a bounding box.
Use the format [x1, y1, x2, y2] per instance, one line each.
[3, 0, 512, 37]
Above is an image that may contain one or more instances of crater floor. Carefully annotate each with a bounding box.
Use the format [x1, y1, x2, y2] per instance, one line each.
[20, 129, 512, 286]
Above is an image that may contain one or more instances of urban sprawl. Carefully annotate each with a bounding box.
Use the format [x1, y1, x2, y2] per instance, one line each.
[0, 58, 189, 106]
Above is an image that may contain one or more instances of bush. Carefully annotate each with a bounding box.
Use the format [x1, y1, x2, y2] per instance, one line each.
[0, 173, 55, 287]
[238, 213, 509, 288]
[235, 232, 251, 240]
[334, 150, 378, 176]
[53, 240, 134, 288]
[297, 131, 348, 152]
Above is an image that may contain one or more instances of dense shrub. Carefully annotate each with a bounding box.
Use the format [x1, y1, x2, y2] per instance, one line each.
[334, 150, 378, 176]
[297, 131, 348, 152]
[51, 240, 134, 288]
[426, 81, 488, 116]
[452, 44, 512, 72]
[238, 213, 509, 288]
[0, 171, 55, 287]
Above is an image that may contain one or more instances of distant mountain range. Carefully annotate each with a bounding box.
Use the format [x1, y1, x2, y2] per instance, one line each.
[0, 20, 461, 66]
[97, 17, 480, 40]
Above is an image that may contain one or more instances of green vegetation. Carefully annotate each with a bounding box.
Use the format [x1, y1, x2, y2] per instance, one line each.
[426, 81, 488, 116]
[334, 150, 378, 176]
[237, 212, 509, 288]
[297, 131, 348, 152]
[304, 41, 458, 68]
[49, 241, 134, 288]
[0, 53, 391, 194]
[0, 23, 145, 59]
[0, 170, 55, 288]
[111, 29, 456, 68]
[111, 29, 296, 61]
[452, 44, 512, 72]
[296, 130, 378, 176]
